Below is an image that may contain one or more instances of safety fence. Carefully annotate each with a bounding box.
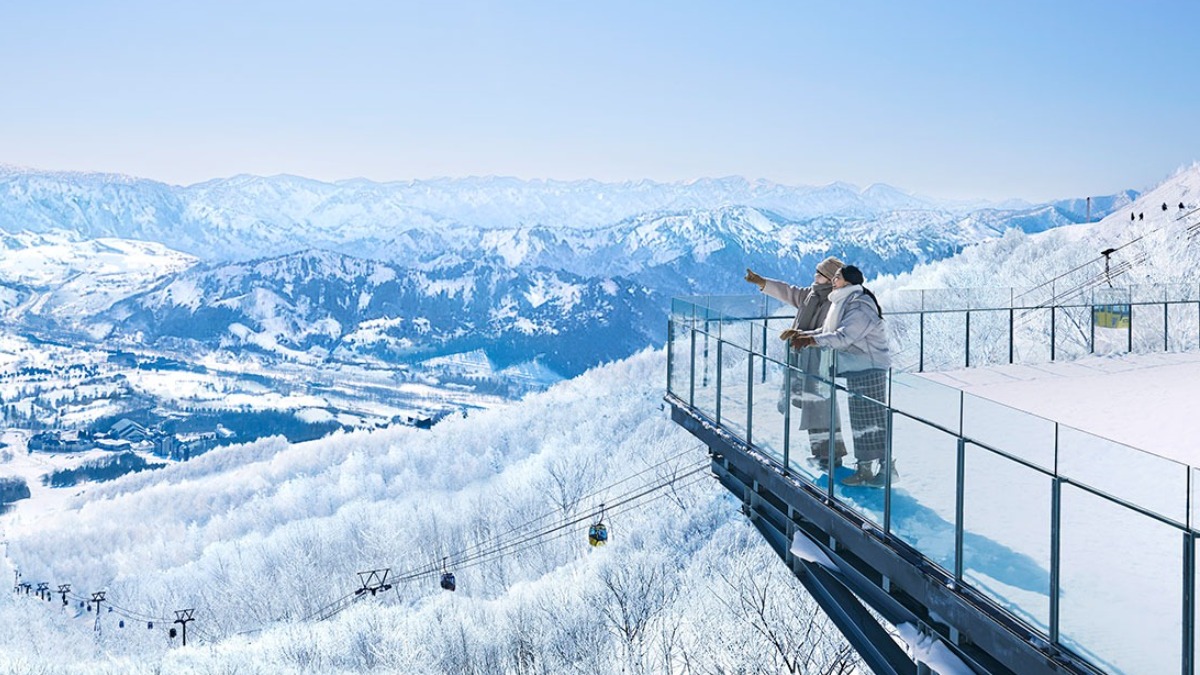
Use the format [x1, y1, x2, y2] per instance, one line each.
[668, 295, 1200, 675]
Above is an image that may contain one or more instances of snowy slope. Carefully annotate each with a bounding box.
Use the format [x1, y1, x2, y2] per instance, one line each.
[0, 230, 196, 324]
[0, 349, 858, 674]
[876, 164, 1200, 301]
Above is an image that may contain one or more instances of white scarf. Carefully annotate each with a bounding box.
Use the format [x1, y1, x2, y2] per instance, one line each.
[821, 284, 861, 334]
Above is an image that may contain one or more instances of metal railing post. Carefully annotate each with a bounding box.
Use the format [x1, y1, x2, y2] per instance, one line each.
[919, 311, 926, 373]
[884, 372, 894, 535]
[782, 350, 792, 475]
[965, 311, 971, 368]
[1128, 304, 1134, 352]
[1089, 305, 1096, 354]
[666, 319, 675, 396]
[1050, 306, 1057, 362]
[1050, 424, 1062, 646]
[1009, 307, 1015, 364]
[955, 436, 966, 582]
[715, 340, 723, 424]
[746, 345, 754, 448]
[1185, 532, 1196, 675]
[1165, 302, 1170, 353]
[827, 350, 838, 498]
[688, 328, 696, 407]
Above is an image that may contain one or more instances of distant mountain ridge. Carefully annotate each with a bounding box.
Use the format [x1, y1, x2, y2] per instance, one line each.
[99, 250, 661, 377]
[0, 165, 1146, 379]
[0, 167, 1131, 266]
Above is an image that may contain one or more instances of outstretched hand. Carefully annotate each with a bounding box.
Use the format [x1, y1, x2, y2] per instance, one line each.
[744, 268, 766, 289]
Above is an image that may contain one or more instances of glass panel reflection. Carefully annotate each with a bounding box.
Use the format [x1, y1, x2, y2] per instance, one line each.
[889, 372, 961, 434]
[691, 329, 718, 419]
[962, 442, 1051, 632]
[786, 348, 839, 484]
[876, 413, 958, 573]
[1059, 484, 1183, 675]
[750, 355, 789, 466]
[1058, 425, 1188, 526]
[961, 394, 1055, 472]
[667, 321, 692, 401]
[1012, 307, 1052, 365]
[966, 308, 1011, 368]
[719, 341, 751, 440]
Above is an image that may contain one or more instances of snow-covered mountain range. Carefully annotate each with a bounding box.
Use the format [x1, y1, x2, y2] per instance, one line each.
[0, 165, 1144, 379]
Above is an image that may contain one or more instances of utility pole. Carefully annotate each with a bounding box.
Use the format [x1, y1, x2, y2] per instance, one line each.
[173, 609, 195, 647]
[90, 592, 106, 632]
[1086, 196, 1092, 223]
[11, 569, 18, 593]
[35, 582, 49, 601]
[57, 584, 71, 607]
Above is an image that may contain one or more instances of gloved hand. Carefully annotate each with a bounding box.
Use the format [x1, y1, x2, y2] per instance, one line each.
[779, 329, 798, 341]
[744, 268, 766, 289]
[790, 335, 818, 349]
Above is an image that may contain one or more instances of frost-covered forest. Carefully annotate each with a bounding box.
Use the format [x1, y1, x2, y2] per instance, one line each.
[0, 350, 859, 674]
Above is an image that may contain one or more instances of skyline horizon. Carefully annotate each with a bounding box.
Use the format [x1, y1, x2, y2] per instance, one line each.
[4, 2, 1198, 204]
[4, 158, 1191, 206]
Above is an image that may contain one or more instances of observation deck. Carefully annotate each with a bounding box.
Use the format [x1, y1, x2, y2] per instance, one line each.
[666, 291, 1200, 675]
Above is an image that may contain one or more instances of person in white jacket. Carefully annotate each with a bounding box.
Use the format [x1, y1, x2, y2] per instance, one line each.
[791, 265, 893, 487]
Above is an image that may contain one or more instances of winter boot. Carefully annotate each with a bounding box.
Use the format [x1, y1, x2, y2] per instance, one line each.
[865, 460, 899, 488]
[840, 462, 876, 487]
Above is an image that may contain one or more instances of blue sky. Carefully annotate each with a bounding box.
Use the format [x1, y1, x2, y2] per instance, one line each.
[1, 0, 1196, 201]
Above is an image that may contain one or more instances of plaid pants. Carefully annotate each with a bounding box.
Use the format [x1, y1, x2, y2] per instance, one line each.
[843, 369, 888, 463]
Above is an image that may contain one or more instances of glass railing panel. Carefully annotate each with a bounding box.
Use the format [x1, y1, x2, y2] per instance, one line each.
[669, 297, 693, 327]
[962, 442, 1051, 632]
[1131, 303, 1167, 354]
[750, 354, 789, 466]
[920, 310, 968, 371]
[667, 321, 693, 402]
[786, 350, 838, 484]
[1167, 301, 1200, 352]
[718, 341, 751, 440]
[888, 372, 961, 435]
[831, 377, 891, 527]
[1057, 425, 1188, 526]
[1052, 305, 1092, 361]
[716, 317, 754, 352]
[1091, 304, 1131, 355]
[881, 413, 959, 573]
[1012, 307, 1053, 365]
[690, 330, 719, 420]
[1059, 483, 1183, 675]
[961, 394, 1055, 471]
[884, 312, 922, 373]
[965, 308, 1012, 367]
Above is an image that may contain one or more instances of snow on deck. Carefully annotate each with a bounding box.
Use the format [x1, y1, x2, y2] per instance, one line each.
[922, 351, 1200, 467]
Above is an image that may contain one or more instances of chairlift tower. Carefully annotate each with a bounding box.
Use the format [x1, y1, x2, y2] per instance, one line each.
[173, 609, 195, 646]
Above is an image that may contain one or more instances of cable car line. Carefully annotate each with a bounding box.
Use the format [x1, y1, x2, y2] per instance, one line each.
[7, 448, 715, 646]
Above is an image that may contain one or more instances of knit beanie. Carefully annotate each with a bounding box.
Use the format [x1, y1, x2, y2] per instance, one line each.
[815, 256, 844, 280]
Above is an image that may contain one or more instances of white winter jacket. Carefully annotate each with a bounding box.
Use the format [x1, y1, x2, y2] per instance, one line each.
[810, 285, 892, 372]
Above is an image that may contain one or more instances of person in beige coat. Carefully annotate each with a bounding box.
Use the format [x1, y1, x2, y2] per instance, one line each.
[745, 256, 847, 470]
